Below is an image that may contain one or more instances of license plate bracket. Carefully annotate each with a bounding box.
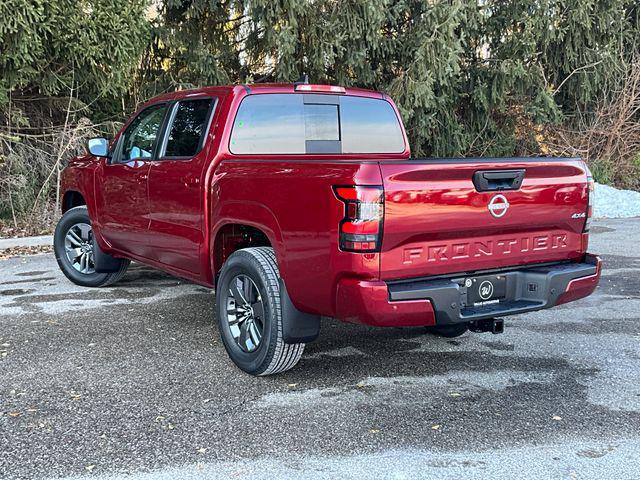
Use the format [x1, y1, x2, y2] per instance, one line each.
[465, 274, 507, 306]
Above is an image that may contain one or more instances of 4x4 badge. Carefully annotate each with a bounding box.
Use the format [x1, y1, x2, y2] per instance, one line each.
[488, 194, 509, 218]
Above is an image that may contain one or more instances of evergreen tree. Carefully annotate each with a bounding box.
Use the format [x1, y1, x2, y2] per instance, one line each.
[0, 0, 150, 116]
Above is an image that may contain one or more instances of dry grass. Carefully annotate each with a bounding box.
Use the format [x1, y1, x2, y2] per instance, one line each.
[0, 244, 53, 260]
[1, 94, 122, 235]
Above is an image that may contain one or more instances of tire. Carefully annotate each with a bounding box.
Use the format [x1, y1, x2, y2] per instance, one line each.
[54, 206, 130, 287]
[216, 247, 305, 376]
[425, 323, 469, 338]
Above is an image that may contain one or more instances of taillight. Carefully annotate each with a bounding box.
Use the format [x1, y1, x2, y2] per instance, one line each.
[585, 173, 594, 232]
[334, 186, 384, 252]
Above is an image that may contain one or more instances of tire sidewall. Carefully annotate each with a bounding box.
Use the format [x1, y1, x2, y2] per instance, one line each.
[216, 252, 278, 374]
[54, 207, 111, 287]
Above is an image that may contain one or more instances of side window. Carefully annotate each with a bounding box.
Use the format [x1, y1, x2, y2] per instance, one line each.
[230, 94, 305, 154]
[163, 99, 213, 158]
[229, 93, 405, 155]
[119, 103, 167, 162]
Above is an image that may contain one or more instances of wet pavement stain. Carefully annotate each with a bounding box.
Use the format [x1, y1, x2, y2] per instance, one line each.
[598, 254, 640, 270]
[589, 226, 616, 234]
[522, 318, 640, 335]
[481, 340, 515, 351]
[0, 288, 35, 296]
[14, 270, 50, 277]
[0, 276, 57, 285]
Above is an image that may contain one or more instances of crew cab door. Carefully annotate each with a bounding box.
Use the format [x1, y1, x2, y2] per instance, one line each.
[145, 97, 216, 275]
[95, 103, 168, 258]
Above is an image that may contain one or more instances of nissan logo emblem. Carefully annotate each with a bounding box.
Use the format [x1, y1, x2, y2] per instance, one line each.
[488, 194, 509, 218]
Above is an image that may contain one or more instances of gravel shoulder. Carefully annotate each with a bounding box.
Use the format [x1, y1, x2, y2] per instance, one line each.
[0, 218, 639, 480]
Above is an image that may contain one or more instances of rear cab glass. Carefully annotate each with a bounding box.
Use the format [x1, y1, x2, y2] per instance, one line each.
[229, 93, 405, 155]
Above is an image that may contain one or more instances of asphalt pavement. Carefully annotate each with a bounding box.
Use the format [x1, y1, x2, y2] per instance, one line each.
[1, 218, 639, 480]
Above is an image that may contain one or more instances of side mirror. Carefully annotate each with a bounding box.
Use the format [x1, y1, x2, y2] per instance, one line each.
[87, 137, 110, 157]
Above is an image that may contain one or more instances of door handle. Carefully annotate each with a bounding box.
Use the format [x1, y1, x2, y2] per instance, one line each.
[181, 175, 200, 187]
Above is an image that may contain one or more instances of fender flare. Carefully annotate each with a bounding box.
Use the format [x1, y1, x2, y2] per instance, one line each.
[210, 200, 287, 279]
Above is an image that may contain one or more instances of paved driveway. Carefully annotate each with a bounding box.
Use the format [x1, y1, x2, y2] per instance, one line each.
[1, 219, 639, 480]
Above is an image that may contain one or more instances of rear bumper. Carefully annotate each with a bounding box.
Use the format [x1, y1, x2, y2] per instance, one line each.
[335, 254, 601, 327]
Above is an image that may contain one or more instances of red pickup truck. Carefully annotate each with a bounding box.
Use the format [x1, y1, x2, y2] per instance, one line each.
[55, 83, 601, 375]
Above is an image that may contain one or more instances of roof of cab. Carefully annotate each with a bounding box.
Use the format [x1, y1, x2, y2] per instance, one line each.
[145, 83, 385, 105]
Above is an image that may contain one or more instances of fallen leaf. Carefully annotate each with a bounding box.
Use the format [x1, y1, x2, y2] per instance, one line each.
[197, 447, 207, 454]
[8, 412, 21, 417]
[369, 429, 380, 434]
[85, 465, 95, 472]
[431, 425, 441, 430]
[287, 383, 297, 388]
[552, 415, 562, 421]
[449, 392, 462, 397]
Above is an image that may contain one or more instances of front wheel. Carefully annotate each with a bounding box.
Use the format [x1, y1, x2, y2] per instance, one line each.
[54, 206, 129, 287]
[216, 247, 305, 376]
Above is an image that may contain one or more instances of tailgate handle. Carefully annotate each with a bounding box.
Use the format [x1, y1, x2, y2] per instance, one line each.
[473, 169, 525, 192]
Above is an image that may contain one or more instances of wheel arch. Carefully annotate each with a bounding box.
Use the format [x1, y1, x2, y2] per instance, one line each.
[210, 200, 288, 281]
[211, 221, 275, 281]
[62, 190, 86, 213]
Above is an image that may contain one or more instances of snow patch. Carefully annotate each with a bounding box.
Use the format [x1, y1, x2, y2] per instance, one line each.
[594, 183, 640, 218]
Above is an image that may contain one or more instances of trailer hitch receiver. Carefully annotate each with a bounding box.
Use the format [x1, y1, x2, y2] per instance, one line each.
[469, 318, 504, 334]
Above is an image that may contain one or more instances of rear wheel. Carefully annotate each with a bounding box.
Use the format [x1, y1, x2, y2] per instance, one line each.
[216, 247, 304, 376]
[54, 206, 129, 287]
[425, 323, 469, 338]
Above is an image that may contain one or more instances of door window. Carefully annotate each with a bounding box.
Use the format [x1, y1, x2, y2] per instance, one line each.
[119, 103, 168, 162]
[163, 99, 213, 158]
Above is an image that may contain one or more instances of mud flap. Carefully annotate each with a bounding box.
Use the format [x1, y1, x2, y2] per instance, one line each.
[279, 279, 321, 344]
[92, 237, 121, 273]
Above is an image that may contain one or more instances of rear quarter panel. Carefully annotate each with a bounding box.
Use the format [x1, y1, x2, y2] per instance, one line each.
[211, 158, 382, 316]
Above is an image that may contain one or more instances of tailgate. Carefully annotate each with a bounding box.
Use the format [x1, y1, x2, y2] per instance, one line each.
[379, 158, 589, 280]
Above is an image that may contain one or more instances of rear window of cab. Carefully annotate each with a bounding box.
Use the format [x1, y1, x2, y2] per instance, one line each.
[229, 94, 405, 155]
